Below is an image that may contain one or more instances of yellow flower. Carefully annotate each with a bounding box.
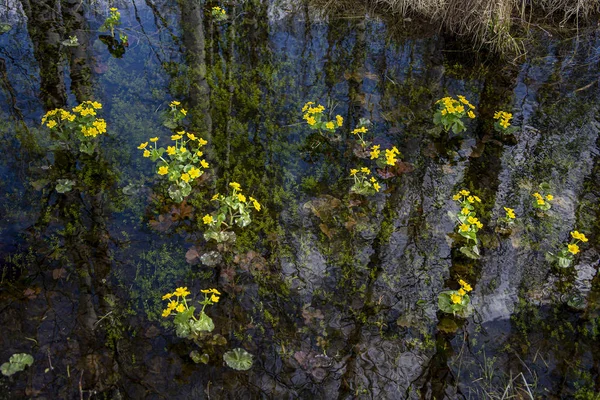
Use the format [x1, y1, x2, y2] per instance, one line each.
[162, 293, 173, 300]
[476, 221, 483, 229]
[211, 194, 220, 201]
[350, 169, 358, 176]
[325, 121, 335, 130]
[187, 132, 197, 141]
[504, 207, 516, 219]
[237, 193, 247, 203]
[167, 300, 178, 311]
[203, 214, 214, 224]
[568, 243, 580, 255]
[571, 231, 588, 242]
[361, 167, 370, 174]
[546, 194, 553, 201]
[302, 101, 314, 112]
[167, 146, 176, 155]
[336, 115, 343, 126]
[473, 196, 481, 203]
[171, 134, 182, 140]
[493, 111, 501, 119]
[370, 145, 381, 160]
[181, 173, 190, 183]
[176, 304, 185, 313]
[188, 167, 201, 179]
[180, 147, 187, 153]
[170, 100, 181, 107]
[138, 142, 148, 149]
[161, 309, 171, 318]
[196, 151, 203, 157]
[198, 138, 208, 146]
[373, 182, 381, 192]
[461, 207, 470, 215]
[458, 279, 472, 292]
[532, 192, 543, 199]
[370, 177, 376, 183]
[143, 150, 150, 158]
[47, 120, 57, 129]
[467, 110, 475, 119]
[180, 109, 187, 116]
[150, 137, 159, 142]
[459, 224, 469, 232]
[458, 288, 466, 296]
[158, 166, 169, 175]
[467, 196, 474, 203]
[537, 199, 545, 206]
[467, 216, 478, 225]
[91, 101, 102, 109]
[174, 287, 190, 297]
[200, 160, 209, 168]
[460, 190, 470, 196]
[229, 182, 241, 191]
[352, 127, 367, 135]
[210, 294, 220, 303]
[252, 199, 261, 211]
[451, 294, 462, 304]
[452, 194, 461, 201]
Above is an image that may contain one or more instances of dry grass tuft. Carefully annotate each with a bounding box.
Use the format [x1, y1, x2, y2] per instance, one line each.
[310, 0, 599, 54]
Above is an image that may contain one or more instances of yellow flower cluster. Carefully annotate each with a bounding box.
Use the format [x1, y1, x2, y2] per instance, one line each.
[369, 144, 400, 166]
[454, 189, 484, 237]
[301, 101, 342, 132]
[161, 287, 191, 317]
[493, 111, 512, 129]
[437, 95, 476, 119]
[41, 101, 106, 139]
[139, 130, 209, 183]
[566, 230, 588, 255]
[532, 192, 553, 207]
[452, 190, 481, 203]
[212, 6, 226, 15]
[503, 207, 516, 219]
[451, 279, 473, 304]
[350, 167, 380, 193]
[201, 288, 221, 303]
[570, 231, 588, 242]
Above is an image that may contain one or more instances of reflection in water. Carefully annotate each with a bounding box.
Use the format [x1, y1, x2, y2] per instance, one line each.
[0, 0, 599, 398]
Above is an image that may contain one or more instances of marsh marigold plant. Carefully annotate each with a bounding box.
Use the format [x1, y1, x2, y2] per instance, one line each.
[452, 189, 483, 259]
[162, 287, 220, 339]
[546, 230, 588, 268]
[138, 130, 209, 202]
[433, 95, 476, 134]
[438, 279, 473, 317]
[302, 101, 343, 135]
[42, 100, 107, 155]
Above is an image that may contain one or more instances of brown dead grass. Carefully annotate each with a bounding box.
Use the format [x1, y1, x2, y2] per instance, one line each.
[311, 0, 599, 54]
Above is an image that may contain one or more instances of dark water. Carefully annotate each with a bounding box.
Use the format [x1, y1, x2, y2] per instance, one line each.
[0, 1, 599, 398]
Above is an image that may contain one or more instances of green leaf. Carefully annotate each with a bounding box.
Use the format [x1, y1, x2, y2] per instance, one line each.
[195, 312, 215, 332]
[223, 348, 253, 371]
[190, 351, 209, 364]
[0, 23, 11, 34]
[557, 256, 572, 268]
[460, 246, 480, 259]
[56, 179, 75, 193]
[173, 306, 195, 325]
[1, 353, 33, 376]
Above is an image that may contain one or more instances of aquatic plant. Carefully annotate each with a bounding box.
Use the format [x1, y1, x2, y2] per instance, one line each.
[223, 348, 254, 371]
[546, 231, 588, 268]
[452, 189, 483, 259]
[351, 118, 372, 148]
[138, 131, 209, 203]
[493, 110, 517, 135]
[100, 7, 122, 38]
[433, 95, 476, 134]
[301, 101, 343, 135]
[42, 101, 107, 155]
[438, 279, 473, 317]
[1, 353, 33, 376]
[532, 191, 553, 212]
[162, 287, 220, 339]
[211, 6, 227, 21]
[349, 167, 380, 195]
[498, 207, 516, 225]
[163, 100, 188, 129]
[203, 182, 261, 244]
